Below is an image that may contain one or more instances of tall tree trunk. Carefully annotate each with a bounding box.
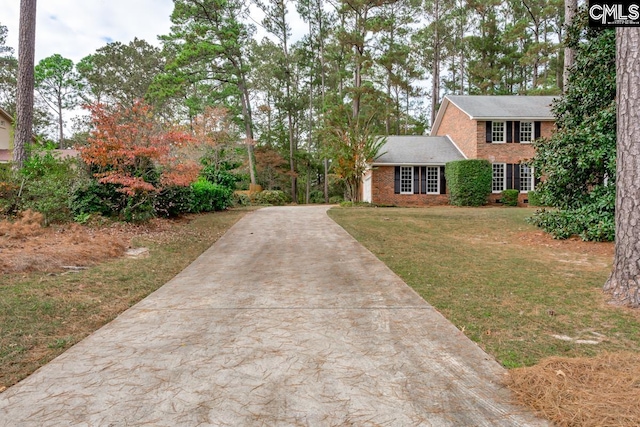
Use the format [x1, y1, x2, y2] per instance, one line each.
[603, 27, 640, 307]
[430, 0, 440, 128]
[14, 0, 37, 168]
[563, 0, 577, 92]
[238, 75, 257, 186]
[57, 97, 64, 147]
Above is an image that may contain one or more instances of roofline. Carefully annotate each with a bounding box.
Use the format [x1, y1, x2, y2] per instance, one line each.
[444, 135, 468, 160]
[471, 116, 555, 121]
[0, 107, 12, 122]
[370, 162, 449, 166]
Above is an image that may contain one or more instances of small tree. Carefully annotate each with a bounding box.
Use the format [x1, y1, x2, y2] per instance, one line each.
[81, 102, 197, 197]
[322, 105, 385, 202]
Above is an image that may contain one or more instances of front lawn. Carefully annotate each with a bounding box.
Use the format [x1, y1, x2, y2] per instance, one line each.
[328, 206, 640, 368]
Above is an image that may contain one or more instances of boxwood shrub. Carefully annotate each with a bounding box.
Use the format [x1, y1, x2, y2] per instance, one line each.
[444, 159, 492, 206]
[501, 189, 520, 206]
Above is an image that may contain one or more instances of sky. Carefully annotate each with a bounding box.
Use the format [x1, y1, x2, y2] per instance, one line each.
[2, 1, 308, 64]
[3, 1, 175, 63]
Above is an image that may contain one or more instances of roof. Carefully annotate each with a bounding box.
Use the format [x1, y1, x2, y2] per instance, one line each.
[372, 135, 466, 166]
[431, 95, 556, 135]
[0, 107, 12, 123]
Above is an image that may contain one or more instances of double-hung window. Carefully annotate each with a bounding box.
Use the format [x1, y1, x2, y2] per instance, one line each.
[426, 166, 439, 194]
[400, 166, 413, 194]
[492, 121, 505, 143]
[492, 163, 506, 193]
[519, 121, 533, 143]
[519, 163, 534, 192]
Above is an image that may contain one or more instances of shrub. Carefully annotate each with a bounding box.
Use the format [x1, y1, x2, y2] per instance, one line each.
[527, 190, 544, 207]
[200, 166, 240, 190]
[253, 190, 287, 206]
[154, 186, 194, 218]
[69, 180, 126, 218]
[190, 178, 233, 212]
[501, 189, 520, 206]
[233, 192, 251, 207]
[445, 159, 492, 206]
[19, 150, 80, 224]
[122, 195, 155, 223]
[329, 195, 344, 204]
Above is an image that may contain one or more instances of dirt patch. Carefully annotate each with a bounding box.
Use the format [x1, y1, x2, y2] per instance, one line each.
[506, 352, 640, 427]
[0, 212, 183, 274]
[516, 230, 614, 258]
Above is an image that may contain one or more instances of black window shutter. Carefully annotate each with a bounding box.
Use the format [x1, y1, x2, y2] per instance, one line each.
[534, 121, 541, 139]
[506, 121, 513, 143]
[420, 167, 427, 194]
[394, 166, 400, 194]
[506, 164, 513, 190]
[413, 166, 420, 194]
[440, 166, 447, 194]
[514, 121, 521, 143]
[514, 164, 521, 191]
[486, 121, 492, 142]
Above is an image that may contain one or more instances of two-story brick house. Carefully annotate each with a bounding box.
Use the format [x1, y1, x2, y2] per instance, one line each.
[363, 95, 556, 206]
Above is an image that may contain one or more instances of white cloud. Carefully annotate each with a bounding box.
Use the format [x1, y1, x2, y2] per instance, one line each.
[2, 0, 174, 63]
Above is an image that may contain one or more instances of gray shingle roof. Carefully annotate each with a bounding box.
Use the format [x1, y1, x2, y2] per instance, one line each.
[372, 136, 466, 165]
[446, 95, 556, 120]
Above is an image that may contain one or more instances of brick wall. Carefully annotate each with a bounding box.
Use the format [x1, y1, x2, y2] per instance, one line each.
[371, 166, 449, 207]
[433, 102, 477, 158]
[476, 120, 554, 164]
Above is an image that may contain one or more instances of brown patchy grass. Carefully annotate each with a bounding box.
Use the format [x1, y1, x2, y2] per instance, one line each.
[329, 206, 640, 425]
[0, 209, 251, 391]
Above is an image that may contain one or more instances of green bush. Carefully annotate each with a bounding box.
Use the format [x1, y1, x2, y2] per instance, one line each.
[501, 189, 520, 206]
[329, 195, 344, 204]
[444, 160, 492, 206]
[190, 178, 233, 212]
[69, 180, 126, 218]
[233, 192, 251, 207]
[122, 194, 155, 223]
[19, 150, 80, 224]
[527, 190, 544, 207]
[201, 166, 240, 189]
[253, 190, 287, 206]
[154, 186, 194, 218]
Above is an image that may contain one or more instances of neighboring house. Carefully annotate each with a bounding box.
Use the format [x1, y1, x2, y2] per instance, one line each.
[0, 107, 12, 163]
[364, 95, 556, 206]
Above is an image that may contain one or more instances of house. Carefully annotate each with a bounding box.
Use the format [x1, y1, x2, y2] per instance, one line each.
[0, 107, 12, 163]
[363, 95, 556, 206]
[362, 135, 466, 206]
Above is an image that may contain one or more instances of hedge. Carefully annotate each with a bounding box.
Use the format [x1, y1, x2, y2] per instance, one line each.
[444, 159, 492, 206]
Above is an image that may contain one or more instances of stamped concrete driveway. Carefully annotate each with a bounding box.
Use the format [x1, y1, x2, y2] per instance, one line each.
[0, 206, 548, 426]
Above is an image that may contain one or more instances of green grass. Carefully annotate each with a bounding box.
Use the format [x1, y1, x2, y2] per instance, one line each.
[0, 209, 250, 390]
[329, 206, 640, 368]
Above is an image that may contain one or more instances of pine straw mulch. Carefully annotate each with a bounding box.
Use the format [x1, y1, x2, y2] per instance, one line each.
[506, 352, 640, 427]
[0, 210, 179, 274]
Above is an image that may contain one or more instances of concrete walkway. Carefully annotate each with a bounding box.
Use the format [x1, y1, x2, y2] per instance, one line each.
[0, 206, 548, 426]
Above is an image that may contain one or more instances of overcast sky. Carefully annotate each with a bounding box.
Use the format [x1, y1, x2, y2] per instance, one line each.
[2, 1, 307, 64]
[3, 1, 174, 63]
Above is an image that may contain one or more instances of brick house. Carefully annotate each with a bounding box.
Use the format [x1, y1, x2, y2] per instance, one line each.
[363, 95, 556, 206]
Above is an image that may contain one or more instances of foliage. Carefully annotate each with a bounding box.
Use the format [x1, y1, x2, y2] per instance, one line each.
[68, 179, 126, 218]
[321, 105, 386, 202]
[232, 192, 251, 207]
[501, 189, 520, 206]
[190, 178, 233, 212]
[201, 166, 240, 190]
[81, 101, 197, 196]
[154, 185, 195, 218]
[444, 159, 492, 206]
[526, 190, 543, 207]
[530, 8, 615, 241]
[252, 190, 288, 206]
[18, 149, 80, 224]
[34, 54, 81, 145]
[528, 186, 615, 242]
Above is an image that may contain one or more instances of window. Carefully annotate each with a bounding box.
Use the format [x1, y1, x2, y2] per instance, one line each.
[520, 121, 533, 143]
[492, 163, 506, 193]
[520, 164, 534, 192]
[400, 166, 413, 194]
[492, 121, 505, 143]
[427, 166, 439, 194]
[0, 119, 5, 128]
